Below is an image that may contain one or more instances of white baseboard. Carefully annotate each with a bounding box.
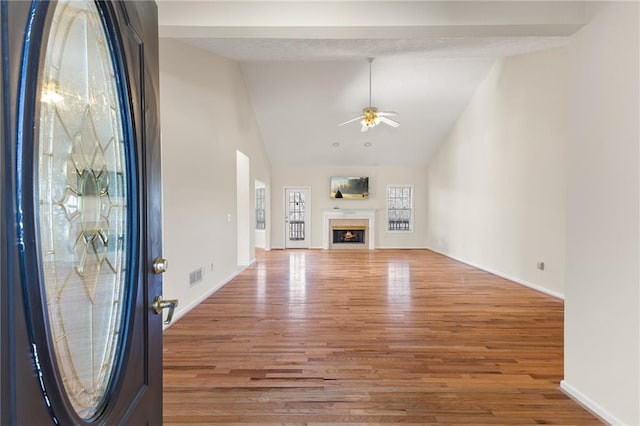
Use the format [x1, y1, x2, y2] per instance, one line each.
[272, 246, 318, 250]
[238, 259, 256, 270]
[560, 380, 623, 425]
[425, 245, 564, 300]
[376, 246, 430, 250]
[319, 246, 429, 250]
[164, 269, 241, 329]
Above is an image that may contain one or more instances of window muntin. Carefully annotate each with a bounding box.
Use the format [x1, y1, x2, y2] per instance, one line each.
[387, 185, 413, 232]
[256, 187, 266, 230]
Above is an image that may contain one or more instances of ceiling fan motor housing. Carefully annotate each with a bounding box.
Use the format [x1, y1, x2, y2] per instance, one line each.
[362, 107, 380, 127]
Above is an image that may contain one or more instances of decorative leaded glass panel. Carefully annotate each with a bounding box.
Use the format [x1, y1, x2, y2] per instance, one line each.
[37, 0, 129, 419]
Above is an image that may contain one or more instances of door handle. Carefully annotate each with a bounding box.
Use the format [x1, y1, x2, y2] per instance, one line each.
[153, 296, 178, 325]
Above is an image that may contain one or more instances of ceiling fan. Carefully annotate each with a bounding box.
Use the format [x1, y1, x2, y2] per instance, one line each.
[339, 57, 399, 132]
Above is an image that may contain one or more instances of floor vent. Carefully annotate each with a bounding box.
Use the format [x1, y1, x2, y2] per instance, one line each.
[189, 268, 204, 286]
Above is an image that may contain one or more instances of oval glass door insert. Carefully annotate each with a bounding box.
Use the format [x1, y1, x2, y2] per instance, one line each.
[37, 0, 130, 419]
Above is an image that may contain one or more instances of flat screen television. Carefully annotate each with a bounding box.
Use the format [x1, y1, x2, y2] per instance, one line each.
[330, 176, 369, 199]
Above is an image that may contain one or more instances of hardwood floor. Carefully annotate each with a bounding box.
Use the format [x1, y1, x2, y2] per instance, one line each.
[163, 249, 600, 425]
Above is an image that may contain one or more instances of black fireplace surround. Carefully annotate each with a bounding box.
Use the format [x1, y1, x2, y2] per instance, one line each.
[332, 228, 366, 244]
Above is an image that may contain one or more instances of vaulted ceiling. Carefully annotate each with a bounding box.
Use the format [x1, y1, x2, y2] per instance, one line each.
[157, 1, 589, 166]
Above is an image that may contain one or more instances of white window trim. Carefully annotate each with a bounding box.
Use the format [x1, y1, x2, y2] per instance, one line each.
[386, 184, 414, 233]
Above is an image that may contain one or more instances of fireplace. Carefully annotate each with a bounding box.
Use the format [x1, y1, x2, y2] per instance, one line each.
[332, 227, 366, 245]
[323, 209, 376, 250]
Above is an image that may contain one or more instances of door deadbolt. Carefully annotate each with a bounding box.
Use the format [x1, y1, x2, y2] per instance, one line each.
[153, 257, 168, 274]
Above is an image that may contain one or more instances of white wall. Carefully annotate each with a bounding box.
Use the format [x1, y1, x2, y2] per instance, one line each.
[425, 48, 568, 297]
[236, 150, 251, 266]
[271, 165, 428, 249]
[160, 39, 271, 323]
[563, 2, 640, 424]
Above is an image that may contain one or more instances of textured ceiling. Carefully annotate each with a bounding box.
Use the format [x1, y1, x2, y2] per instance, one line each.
[181, 37, 569, 62]
[158, 1, 588, 166]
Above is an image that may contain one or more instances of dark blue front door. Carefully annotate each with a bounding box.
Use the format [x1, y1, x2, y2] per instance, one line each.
[1, 1, 163, 424]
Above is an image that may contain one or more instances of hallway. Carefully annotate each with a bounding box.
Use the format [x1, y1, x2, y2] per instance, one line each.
[163, 249, 599, 424]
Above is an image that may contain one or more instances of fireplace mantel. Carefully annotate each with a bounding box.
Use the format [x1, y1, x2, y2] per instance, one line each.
[323, 209, 375, 249]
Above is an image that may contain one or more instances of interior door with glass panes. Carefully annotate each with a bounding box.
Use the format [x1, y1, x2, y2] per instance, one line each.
[0, 1, 169, 424]
[284, 187, 311, 248]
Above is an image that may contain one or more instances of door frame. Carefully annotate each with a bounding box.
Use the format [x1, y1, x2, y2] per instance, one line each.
[236, 150, 251, 267]
[283, 186, 311, 249]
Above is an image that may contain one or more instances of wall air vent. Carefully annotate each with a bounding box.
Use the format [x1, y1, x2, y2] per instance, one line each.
[189, 268, 204, 287]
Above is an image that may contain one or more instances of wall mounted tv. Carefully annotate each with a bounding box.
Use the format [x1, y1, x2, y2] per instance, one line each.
[330, 176, 369, 199]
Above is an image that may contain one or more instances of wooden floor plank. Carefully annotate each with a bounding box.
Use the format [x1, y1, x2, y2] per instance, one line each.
[163, 249, 601, 425]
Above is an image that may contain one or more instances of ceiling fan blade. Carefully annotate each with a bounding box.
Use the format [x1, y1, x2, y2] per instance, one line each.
[379, 116, 400, 127]
[361, 123, 369, 132]
[338, 115, 365, 127]
[378, 111, 399, 117]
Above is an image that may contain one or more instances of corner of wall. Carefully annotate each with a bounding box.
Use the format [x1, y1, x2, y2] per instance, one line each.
[424, 47, 568, 297]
